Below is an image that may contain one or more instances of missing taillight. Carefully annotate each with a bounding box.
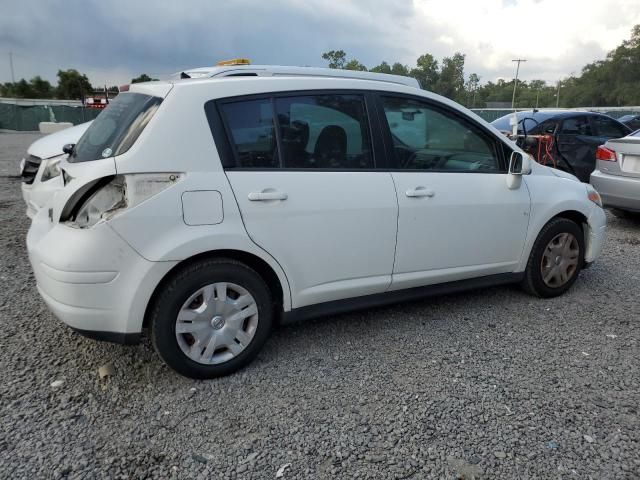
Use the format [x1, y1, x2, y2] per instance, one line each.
[61, 173, 183, 228]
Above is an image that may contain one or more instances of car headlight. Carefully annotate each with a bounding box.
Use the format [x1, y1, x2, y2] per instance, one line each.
[40, 156, 63, 182]
[586, 184, 603, 207]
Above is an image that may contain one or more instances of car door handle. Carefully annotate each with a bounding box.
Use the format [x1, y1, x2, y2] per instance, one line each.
[405, 187, 435, 198]
[248, 190, 288, 201]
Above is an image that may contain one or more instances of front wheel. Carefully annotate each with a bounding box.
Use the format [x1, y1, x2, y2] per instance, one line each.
[521, 218, 584, 298]
[150, 258, 273, 379]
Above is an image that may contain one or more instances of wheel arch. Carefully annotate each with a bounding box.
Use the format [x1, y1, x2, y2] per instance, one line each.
[552, 209, 588, 232]
[142, 249, 289, 329]
[518, 207, 591, 272]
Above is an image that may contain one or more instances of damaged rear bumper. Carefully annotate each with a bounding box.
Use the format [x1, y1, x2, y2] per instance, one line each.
[27, 209, 177, 341]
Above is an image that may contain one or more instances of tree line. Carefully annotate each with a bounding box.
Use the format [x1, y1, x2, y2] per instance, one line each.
[322, 24, 640, 108]
[2, 25, 638, 107]
[0, 71, 157, 100]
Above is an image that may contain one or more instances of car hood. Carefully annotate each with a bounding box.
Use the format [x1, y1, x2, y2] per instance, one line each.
[27, 121, 93, 159]
[550, 167, 580, 182]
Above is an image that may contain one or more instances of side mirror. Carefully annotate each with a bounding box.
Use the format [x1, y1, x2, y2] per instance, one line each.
[62, 143, 75, 155]
[509, 151, 524, 175]
[507, 151, 531, 189]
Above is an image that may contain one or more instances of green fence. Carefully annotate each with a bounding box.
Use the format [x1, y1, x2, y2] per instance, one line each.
[0, 103, 101, 131]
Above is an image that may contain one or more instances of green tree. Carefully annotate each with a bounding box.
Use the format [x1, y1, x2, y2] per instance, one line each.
[410, 54, 439, 90]
[14, 79, 35, 98]
[465, 73, 481, 107]
[56, 69, 93, 100]
[29, 76, 54, 98]
[131, 73, 157, 83]
[321, 50, 347, 69]
[436, 53, 466, 101]
[0, 82, 15, 97]
[370, 61, 392, 74]
[390, 63, 409, 76]
[344, 59, 367, 71]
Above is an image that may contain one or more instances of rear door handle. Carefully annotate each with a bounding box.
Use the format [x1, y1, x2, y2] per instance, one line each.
[406, 187, 435, 198]
[248, 190, 288, 201]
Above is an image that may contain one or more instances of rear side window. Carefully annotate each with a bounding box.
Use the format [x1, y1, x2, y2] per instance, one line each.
[70, 92, 162, 163]
[275, 95, 373, 168]
[591, 116, 628, 138]
[215, 93, 373, 169]
[219, 99, 278, 168]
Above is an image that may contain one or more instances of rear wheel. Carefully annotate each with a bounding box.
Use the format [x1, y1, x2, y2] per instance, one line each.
[151, 258, 272, 379]
[522, 218, 584, 298]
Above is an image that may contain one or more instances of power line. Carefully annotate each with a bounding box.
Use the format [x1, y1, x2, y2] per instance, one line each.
[511, 58, 526, 109]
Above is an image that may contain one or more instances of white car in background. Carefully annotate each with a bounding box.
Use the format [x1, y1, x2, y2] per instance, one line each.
[20, 122, 92, 218]
[590, 129, 640, 218]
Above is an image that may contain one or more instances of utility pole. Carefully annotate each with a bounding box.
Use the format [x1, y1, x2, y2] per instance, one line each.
[556, 80, 561, 108]
[9, 51, 16, 83]
[511, 58, 526, 110]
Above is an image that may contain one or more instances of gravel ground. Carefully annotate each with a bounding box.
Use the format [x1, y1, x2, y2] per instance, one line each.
[0, 131, 638, 479]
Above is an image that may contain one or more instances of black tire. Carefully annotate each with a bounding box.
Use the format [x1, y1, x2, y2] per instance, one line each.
[611, 208, 640, 220]
[150, 258, 273, 379]
[521, 217, 585, 298]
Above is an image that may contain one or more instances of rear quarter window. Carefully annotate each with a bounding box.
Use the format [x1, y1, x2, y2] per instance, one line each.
[70, 92, 162, 163]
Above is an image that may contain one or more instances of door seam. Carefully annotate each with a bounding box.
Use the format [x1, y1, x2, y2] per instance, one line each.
[387, 172, 401, 293]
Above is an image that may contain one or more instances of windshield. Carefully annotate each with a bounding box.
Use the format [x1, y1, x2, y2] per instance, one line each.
[70, 92, 162, 162]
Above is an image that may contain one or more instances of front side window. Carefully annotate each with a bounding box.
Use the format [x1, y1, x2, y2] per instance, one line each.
[381, 96, 500, 172]
[274, 94, 373, 169]
[70, 92, 162, 163]
[560, 116, 592, 135]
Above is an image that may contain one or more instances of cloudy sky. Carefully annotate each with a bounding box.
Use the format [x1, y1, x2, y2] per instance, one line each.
[1, 0, 639, 88]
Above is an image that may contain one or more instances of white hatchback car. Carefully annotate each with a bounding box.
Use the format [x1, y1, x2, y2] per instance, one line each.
[27, 75, 606, 378]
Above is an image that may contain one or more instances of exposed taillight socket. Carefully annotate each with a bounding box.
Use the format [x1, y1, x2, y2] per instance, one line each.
[596, 145, 616, 162]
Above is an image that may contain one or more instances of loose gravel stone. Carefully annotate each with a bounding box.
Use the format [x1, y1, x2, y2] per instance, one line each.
[0, 131, 639, 479]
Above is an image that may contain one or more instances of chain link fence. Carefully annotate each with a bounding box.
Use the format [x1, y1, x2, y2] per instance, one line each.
[0, 102, 101, 131]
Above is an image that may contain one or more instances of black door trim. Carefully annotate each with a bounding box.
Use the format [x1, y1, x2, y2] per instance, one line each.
[282, 272, 524, 323]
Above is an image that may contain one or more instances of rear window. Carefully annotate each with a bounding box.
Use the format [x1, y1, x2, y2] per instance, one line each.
[69, 92, 162, 162]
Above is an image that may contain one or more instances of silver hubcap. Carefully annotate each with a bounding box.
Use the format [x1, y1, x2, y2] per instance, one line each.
[175, 282, 259, 365]
[541, 233, 580, 288]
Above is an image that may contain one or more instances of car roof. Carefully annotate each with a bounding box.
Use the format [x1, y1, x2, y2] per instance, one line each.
[169, 64, 421, 89]
[490, 109, 618, 132]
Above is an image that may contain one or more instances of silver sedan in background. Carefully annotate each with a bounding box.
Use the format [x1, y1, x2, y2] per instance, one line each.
[591, 130, 640, 219]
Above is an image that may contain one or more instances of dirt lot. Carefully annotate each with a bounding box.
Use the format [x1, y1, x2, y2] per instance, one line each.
[0, 131, 638, 479]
